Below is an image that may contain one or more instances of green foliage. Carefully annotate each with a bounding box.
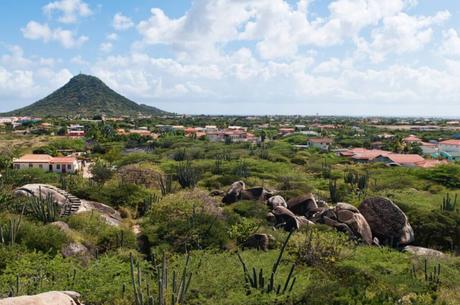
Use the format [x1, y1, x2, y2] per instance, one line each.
[237, 231, 296, 295]
[420, 164, 460, 188]
[175, 161, 201, 189]
[26, 189, 61, 224]
[441, 193, 458, 212]
[90, 160, 114, 184]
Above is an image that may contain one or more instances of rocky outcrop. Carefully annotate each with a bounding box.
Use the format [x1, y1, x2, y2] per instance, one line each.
[271, 206, 313, 231]
[359, 197, 414, 246]
[61, 243, 90, 258]
[0, 291, 83, 305]
[14, 184, 122, 227]
[241, 233, 275, 251]
[335, 203, 373, 245]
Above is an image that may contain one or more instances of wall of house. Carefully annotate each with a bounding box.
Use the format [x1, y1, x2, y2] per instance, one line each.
[421, 146, 438, 155]
[50, 162, 78, 173]
[439, 144, 460, 153]
[13, 162, 50, 171]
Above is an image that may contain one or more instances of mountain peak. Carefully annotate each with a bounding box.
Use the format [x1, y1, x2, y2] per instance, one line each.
[3, 74, 169, 117]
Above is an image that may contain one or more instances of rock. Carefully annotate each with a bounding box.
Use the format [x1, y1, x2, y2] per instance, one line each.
[0, 291, 83, 305]
[317, 200, 329, 208]
[266, 212, 276, 223]
[267, 195, 287, 209]
[50, 221, 71, 233]
[61, 243, 90, 258]
[359, 197, 414, 246]
[287, 194, 318, 217]
[222, 181, 273, 204]
[403, 246, 445, 258]
[296, 216, 315, 228]
[272, 206, 300, 231]
[241, 233, 275, 251]
[14, 184, 122, 227]
[222, 181, 246, 204]
[209, 190, 225, 197]
[335, 203, 373, 245]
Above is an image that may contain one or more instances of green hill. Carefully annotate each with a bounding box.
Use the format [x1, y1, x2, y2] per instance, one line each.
[3, 74, 170, 117]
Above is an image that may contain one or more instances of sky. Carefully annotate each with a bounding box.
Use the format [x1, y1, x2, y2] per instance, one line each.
[2, 0, 460, 116]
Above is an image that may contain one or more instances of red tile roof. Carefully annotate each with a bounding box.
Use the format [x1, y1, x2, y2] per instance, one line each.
[50, 157, 77, 164]
[384, 154, 425, 164]
[14, 154, 52, 163]
[440, 139, 460, 146]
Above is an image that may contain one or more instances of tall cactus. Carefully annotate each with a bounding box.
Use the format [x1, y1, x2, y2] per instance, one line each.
[237, 231, 296, 295]
[0, 206, 24, 246]
[27, 187, 60, 224]
[129, 252, 193, 305]
[441, 193, 458, 212]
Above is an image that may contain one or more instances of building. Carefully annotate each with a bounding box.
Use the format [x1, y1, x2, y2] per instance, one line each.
[13, 154, 81, 173]
[279, 128, 295, 136]
[374, 154, 425, 167]
[403, 135, 422, 144]
[307, 138, 333, 151]
[420, 142, 438, 155]
[67, 124, 85, 137]
[439, 139, 460, 153]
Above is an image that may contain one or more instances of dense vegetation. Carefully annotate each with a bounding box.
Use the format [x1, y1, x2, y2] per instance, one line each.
[0, 119, 459, 305]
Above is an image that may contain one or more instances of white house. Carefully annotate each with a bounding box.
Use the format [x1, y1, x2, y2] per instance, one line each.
[420, 142, 438, 155]
[13, 154, 81, 174]
[307, 138, 334, 151]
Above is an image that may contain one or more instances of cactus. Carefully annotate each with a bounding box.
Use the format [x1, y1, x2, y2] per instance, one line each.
[129, 252, 193, 305]
[139, 193, 161, 217]
[321, 158, 331, 179]
[27, 187, 61, 224]
[329, 179, 339, 203]
[410, 259, 441, 291]
[175, 161, 201, 189]
[441, 193, 458, 212]
[158, 174, 173, 196]
[234, 160, 251, 178]
[357, 174, 368, 192]
[212, 155, 223, 175]
[0, 206, 24, 246]
[237, 231, 296, 295]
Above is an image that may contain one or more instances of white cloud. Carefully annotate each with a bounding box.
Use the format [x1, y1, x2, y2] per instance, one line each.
[107, 33, 118, 41]
[22, 21, 88, 48]
[43, 0, 92, 24]
[113, 13, 134, 30]
[439, 28, 460, 57]
[99, 42, 113, 53]
[357, 10, 450, 63]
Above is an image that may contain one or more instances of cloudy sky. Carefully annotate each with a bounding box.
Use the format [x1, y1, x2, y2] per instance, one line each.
[2, 0, 460, 116]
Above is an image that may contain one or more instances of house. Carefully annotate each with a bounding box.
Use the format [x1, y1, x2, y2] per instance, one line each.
[420, 142, 438, 155]
[374, 154, 425, 167]
[13, 154, 81, 173]
[67, 124, 85, 137]
[307, 138, 333, 151]
[439, 139, 460, 153]
[279, 128, 295, 136]
[403, 135, 422, 144]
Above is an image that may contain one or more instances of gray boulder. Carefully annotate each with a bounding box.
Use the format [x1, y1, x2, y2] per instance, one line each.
[335, 203, 373, 245]
[267, 195, 287, 209]
[287, 194, 318, 217]
[61, 243, 90, 258]
[403, 246, 445, 258]
[359, 197, 414, 247]
[241, 233, 275, 251]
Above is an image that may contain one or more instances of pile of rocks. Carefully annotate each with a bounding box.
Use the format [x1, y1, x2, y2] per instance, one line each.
[221, 181, 415, 248]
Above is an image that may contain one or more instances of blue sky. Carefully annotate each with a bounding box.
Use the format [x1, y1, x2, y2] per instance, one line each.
[2, 0, 460, 116]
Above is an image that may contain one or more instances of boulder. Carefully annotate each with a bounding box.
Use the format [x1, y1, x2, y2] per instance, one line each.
[359, 197, 414, 246]
[335, 203, 373, 245]
[222, 181, 273, 204]
[402, 246, 445, 258]
[287, 194, 318, 217]
[222, 181, 245, 204]
[14, 184, 122, 227]
[61, 243, 90, 258]
[241, 233, 275, 251]
[267, 195, 287, 209]
[0, 291, 83, 305]
[272, 206, 300, 231]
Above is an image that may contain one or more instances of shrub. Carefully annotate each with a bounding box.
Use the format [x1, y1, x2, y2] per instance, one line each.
[175, 161, 201, 189]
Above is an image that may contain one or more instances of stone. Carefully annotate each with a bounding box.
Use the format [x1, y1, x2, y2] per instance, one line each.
[0, 291, 83, 305]
[287, 194, 318, 217]
[336, 203, 373, 245]
[272, 206, 300, 231]
[61, 243, 90, 258]
[241, 233, 275, 251]
[267, 195, 287, 209]
[359, 197, 414, 246]
[402, 246, 445, 257]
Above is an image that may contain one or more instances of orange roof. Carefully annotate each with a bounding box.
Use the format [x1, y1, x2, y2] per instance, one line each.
[50, 157, 77, 164]
[309, 138, 333, 143]
[420, 142, 436, 147]
[14, 154, 52, 163]
[404, 135, 421, 143]
[385, 154, 425, 164]
[440, 139, 460, 146]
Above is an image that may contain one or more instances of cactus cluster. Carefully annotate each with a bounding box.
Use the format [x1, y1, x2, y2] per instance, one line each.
[175, 161, 201, 189]
[441, 193, 458, 212]
[321, 158, 332, 179]
[0, 206, 24, 246]
[129, 253, 193, 305]
[27, 187, 61, 224]
[329, 179, 340, 203]
[237, 231, 296, 295]
[410, 259, 441, 291]
[344, 171, 369, 195]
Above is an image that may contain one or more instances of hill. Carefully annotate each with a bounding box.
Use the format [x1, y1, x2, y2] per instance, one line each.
[3, 74, 170, 117]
